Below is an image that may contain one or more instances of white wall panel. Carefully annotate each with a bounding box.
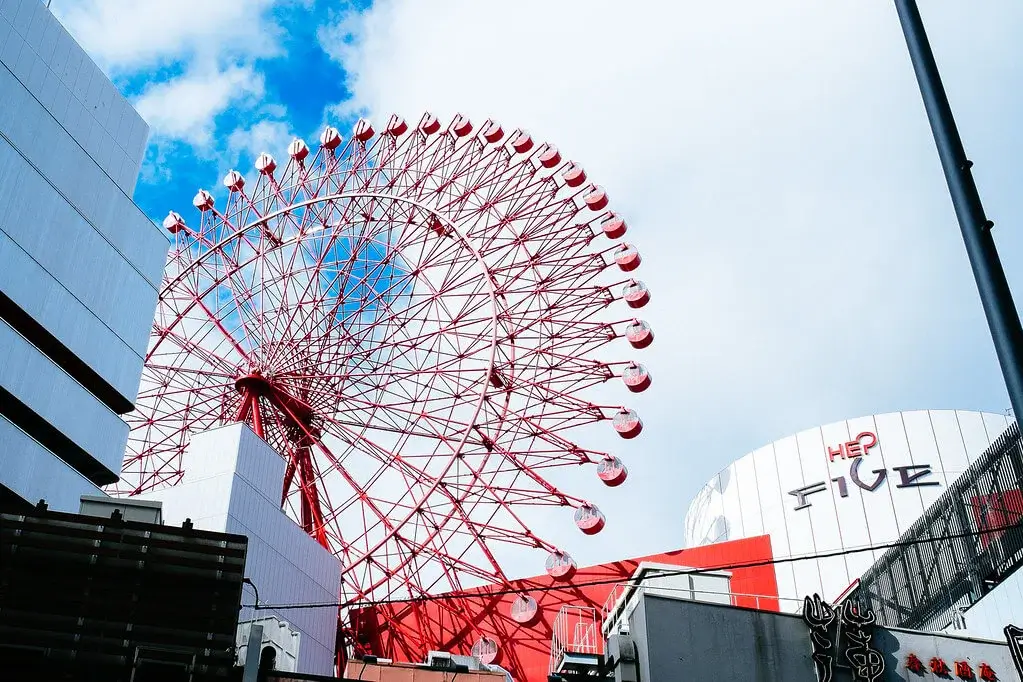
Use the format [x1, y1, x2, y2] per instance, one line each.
[796, 425, 848, 602]
[734, 455, 763, 539]
[930, 410, 973, 487]
[684, 410, 1011, 612]
[716, 462, 744, 541]
[913, 411, 960, 514]
[0, 318, 128, 477]
[139, 425, 342, 676]
[752, 442, 797, 601]
[840, 414, 883, 584]
[818, 418, 854, 594]
[982, 411, 1012, 442]
[875, 412, 923, 539]
[960, 568, 1023, 641]
[683, 485, 715, 547]
[706, 471, 727, 543]
[0, 413, 103, 511]
[777, 434, 824, 600]
[1, 0, 151, 193]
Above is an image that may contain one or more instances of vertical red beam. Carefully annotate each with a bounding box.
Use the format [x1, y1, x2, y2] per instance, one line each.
[251, 397, 265, 439]
[234, 393, 252, 423]
[282, 458, 297, 506]
[298, 445, 328, 548]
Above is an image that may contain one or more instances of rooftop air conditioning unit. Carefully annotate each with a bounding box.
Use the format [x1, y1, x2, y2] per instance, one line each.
[427, 651, 456, 670]
[236, 618, 300, 672]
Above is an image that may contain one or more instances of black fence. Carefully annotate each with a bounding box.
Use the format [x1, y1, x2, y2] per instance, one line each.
[0, 504, 248, 681]
[850, 421, 1023, 630]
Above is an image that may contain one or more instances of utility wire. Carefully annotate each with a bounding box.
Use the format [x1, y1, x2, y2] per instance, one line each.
[241, 519, 1023, 611]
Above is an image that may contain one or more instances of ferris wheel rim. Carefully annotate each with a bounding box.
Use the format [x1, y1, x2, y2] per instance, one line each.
[124, 113, 652, 621]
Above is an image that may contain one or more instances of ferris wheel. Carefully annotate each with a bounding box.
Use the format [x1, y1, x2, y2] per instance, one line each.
[119, 112, 652, 654]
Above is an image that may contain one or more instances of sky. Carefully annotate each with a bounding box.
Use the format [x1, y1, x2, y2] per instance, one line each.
[52, 0, 1023, 571]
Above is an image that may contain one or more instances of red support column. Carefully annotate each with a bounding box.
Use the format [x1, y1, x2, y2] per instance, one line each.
[251, 397, 265, 439]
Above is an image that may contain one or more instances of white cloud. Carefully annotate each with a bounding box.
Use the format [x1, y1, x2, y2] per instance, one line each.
[52, 0, 284, 72]
[53, 1, 301, 151]
[135, 66, 266, 148]
[321, 0, 1023, 565]
[226, 119, 296, 167]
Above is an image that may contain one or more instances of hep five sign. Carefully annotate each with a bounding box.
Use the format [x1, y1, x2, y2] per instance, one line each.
[789, 431, 940, 511]
[826, 431, 878, 462]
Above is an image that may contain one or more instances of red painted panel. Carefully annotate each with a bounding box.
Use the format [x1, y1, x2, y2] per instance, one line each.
[350, 535, 778, 682]
[970, 490, 1023, 549]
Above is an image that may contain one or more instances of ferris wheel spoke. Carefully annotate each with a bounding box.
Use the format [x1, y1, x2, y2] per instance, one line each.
[311, 420, 507, 594]
[273, 399, 409, 554]
[314, 409, 512, 583]
[261, 199, 362, 361]
[150, 320, 243, 377]
[192, 227, 267, 357]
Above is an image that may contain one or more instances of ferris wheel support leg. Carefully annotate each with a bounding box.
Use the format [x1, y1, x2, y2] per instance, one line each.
[250, 398, 265, 439]
[234, 394, 252, 423]
[298, 443, 329, 548]
[281, 457, 297, 506]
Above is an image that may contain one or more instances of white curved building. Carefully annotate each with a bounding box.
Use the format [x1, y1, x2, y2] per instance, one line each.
[684, 409, 1012, 610]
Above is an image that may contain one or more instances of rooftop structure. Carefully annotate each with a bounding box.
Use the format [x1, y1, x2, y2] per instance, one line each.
[353, 535, 780, 682]
[0, 498, 248, 680]
[617, 590, 1022, 682]
[135, 423, 343, 676]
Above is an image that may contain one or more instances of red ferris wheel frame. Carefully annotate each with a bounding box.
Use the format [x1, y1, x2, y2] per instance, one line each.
[119, 112, 653, 662]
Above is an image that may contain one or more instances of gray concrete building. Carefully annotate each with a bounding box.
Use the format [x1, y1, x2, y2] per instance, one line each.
[0, 0, 168, 510]
[613, 593, 1022, 682]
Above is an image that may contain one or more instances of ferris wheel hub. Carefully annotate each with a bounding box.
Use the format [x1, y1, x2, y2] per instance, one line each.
[234, 372, 316, 427]
[234, 371, 269, 395]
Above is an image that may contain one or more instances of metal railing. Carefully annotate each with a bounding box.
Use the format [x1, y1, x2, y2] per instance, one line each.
[549, 606, 601, 674]
[601, 582, 804, 637]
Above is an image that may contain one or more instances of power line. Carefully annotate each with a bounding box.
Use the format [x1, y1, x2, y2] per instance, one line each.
[241, 520, 1023, 611]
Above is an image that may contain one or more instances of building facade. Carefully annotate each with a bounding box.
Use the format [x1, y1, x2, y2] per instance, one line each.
[684, 410, 1013, 608]
[850, 421, 1023, 640]
[0, 500, 248, 679]
[136, 424, 344, 676]
[0, 0, 168, 510]
[620, 592, 1022, 682]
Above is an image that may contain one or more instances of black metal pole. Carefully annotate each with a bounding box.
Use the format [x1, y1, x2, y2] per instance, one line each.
[894, 0, 1023, 422]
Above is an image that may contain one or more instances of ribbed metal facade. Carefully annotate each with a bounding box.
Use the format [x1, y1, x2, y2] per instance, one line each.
[851, 422, 1023, 632]
[0, 505, 248, 679]
[0, 0, 168, 506]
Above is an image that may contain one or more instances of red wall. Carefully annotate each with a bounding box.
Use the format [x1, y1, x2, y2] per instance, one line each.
[350, 535, 778, 682]
[970, 490, 1023, 549]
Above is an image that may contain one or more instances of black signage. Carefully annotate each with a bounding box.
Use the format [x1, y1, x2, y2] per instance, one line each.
[840, 601, 884, 681]
[1007, 624, 1023, 677]
[804, 594, 837, 682]
[803, 594, 884, 682]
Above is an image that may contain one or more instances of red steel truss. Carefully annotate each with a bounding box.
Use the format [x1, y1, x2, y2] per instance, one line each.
[117, 113, 653, 657]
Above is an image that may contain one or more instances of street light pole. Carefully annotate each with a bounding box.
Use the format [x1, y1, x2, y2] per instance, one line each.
[894, 0, 1023, 422]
